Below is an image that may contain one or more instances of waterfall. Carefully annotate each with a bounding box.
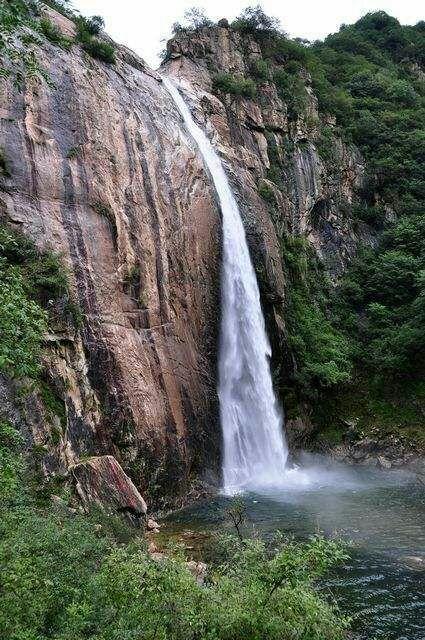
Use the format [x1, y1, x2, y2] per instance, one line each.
[163, 77, 288, 493]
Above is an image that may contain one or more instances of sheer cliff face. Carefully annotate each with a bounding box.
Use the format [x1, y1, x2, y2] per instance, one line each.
[0, 14, 371, 503]
[0, 12, 221, 501]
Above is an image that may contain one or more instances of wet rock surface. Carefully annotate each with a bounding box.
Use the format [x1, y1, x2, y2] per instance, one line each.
[330, 436, 425, 472]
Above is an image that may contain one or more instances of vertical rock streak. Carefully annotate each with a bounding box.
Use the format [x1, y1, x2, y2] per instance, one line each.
[163, 77, 288, 492]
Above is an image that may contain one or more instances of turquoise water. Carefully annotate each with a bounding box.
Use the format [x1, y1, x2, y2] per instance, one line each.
[164, 456, 425, 639]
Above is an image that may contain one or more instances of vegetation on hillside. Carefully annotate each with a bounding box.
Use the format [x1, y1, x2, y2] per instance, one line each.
[0, 225, 71, 379]
[0, 0, 115, 87]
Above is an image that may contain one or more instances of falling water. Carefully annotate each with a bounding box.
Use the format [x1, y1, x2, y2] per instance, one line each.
[163, 77, 288, 493]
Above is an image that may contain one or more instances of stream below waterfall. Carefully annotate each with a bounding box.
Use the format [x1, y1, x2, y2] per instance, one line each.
[164, 457, 425, 640]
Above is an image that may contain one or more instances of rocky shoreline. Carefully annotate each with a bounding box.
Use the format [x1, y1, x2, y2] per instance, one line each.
[328, 436, 425, 476]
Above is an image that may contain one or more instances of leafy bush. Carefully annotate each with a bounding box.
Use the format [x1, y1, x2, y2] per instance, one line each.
[273, 68, 307, 119]
[281, 235, 352, 392]
[0, 225, 71, 379]
[0, 499, 349, 640]
[81, 36, 115, 63]
[0, 427, 349, 640]
[39, 16, 71, 49]
[0, 0, 50, 85]
[212, 73, 256, 98]
[0, 263, 47, 379]
[258, 179, 276, 202]
[75, 14, 115, 63]
[0, 421, 24, 501]
[232, 6, 282, 39]
[75, 15, 104, 36]
[249, 57, 270, 80]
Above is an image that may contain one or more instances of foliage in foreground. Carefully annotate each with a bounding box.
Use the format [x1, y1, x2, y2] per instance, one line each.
[0, 425, 348, 640]
[0, 512, 348, 640]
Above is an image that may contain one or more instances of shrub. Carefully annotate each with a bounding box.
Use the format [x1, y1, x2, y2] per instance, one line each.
[0, 225, 72, 378]
[0, 421, 24, 501]
[232, 6, 282, 38]
[258, 179, 276, 202]
[249, 57, 270, 80]
[212, 73, 256, 98]
[39, 17, 72, 49]
[0, 499, 349, 640]
[273, 68, 307, 119]
[0, 262, 47, 379]
[280, 235, 352, 393]
[75, 15, 104, 36]
[0, 0, 49, 85]
[81, 36, 115, 63]
[75, 15, 115, 64]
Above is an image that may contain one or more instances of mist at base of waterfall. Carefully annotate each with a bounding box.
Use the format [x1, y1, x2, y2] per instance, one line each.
[221, 451, 412, 496]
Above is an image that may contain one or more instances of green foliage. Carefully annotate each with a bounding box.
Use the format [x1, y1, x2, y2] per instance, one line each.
[258, 179, 276, 202]
[81, 38, 115, 63]
[1, 1, 114, 82]
[313, 377, 425, 447]
[39, 380, 66, 428]
[0, 354, 349, 640]
[76, 15, 105, 36]
[232, 6, 282, 39]
[0, 263, 47, 379]
[0, 225, 72, 379]
[334, 237, 425, 379]
[273, 67, 307, 119]
[0, 0, 50, 86]
[232, 9, 425, 395]
[75, 16, 115, 64]
[0, 498, 349, 640]
[281, 235, 352, 393]
[212, 72, 257, 98]
[39, 16, 71, 49]
[0, 420, 24, 501]
[316, 126, 338, 164]
[249, 57, 270, 80]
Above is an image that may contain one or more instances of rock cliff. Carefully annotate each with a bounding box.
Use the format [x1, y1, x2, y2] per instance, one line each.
[0, 9, 398, 508]
[1, 9, 223, 506]
[163, 24, 372, 276]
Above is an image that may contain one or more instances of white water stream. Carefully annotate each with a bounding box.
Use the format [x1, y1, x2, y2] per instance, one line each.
[163, 77, 288, 493]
